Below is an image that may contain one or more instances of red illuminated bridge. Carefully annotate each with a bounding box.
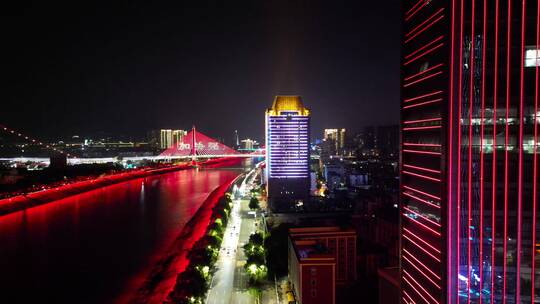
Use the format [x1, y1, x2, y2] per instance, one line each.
[0, 125, 264, 164]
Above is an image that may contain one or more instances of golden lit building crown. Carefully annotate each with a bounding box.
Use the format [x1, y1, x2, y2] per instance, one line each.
[267, 95, 310, 116]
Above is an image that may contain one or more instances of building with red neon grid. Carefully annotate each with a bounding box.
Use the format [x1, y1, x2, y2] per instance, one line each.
[401, 1, 539, 303]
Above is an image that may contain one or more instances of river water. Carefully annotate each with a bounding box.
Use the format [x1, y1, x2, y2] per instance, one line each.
[0, 167, 242, 303]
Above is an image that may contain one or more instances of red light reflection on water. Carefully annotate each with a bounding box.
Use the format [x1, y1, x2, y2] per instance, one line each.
[0, 168, 241, 304]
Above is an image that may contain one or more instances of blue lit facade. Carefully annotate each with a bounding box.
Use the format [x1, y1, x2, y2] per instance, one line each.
[265, 96, 310, 203]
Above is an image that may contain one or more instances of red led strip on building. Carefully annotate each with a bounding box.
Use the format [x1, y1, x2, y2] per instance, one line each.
[403, 228, 442, 254]
[402, 171, 441, 182]
[403, 90, 444, 103]
[403, 290, 415, 304]
[532, 1, 540, 301]
[402, 126, 441, 131]
[403, 192, 441, 209]
[490, 1, 500, 302]
[516, 2, 526, 302]
[403, 149, 442, 156]
[404, 43, 445, 66]
[403, 71, 444, 87]
[403, 270, 440, 304]
[403, 185, 441, 200]
[479, 2, 488, 302]
[402, 233, 442, 263]
[405, 36, 445, 60]
[403, 248, 442, 280]
[402, 255, 442, 289]
[403, 213, 441, 236]
[405, 9, 445, 44]
[447, 0, 456, 301]
[403, 117, 442, 124]
[404, 63, 444, 82]
[403, 164, 441, 174]
[503, 2, 512, 300]
[466, 4, 476, 303]
[403, 206, 442, 227]
[403, 142, 442, 148]
[405, 0, 428, 22]
[403, 98, 443, 109]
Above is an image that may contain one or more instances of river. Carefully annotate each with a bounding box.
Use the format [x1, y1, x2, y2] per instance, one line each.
[0, 166, 244, 303]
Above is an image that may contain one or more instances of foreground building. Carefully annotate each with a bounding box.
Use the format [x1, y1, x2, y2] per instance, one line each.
[287, 227, 357, 304]
[288, 237, 335, 304]
[401, 1, 539, 303]
[290, 227, 357, 282]
[265, 96, 310, 207]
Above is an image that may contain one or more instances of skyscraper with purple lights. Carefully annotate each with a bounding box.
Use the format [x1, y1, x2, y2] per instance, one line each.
[265, 96, 310, 206]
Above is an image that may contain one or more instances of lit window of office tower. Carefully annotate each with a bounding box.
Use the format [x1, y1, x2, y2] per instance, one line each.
[265, 96, 310, 205]
[401, 1, 539, 303]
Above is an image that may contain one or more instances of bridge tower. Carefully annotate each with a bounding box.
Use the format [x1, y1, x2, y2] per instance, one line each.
[191, 125, 197, 164]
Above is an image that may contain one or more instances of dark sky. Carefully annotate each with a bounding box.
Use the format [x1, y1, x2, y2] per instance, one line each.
[1, 0, 401, 142]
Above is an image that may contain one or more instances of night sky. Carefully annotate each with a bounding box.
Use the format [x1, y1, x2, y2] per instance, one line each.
[1, 1, 401, 142]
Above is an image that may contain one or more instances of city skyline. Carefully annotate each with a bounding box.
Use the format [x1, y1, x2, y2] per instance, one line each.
[1, 1, 539, 304]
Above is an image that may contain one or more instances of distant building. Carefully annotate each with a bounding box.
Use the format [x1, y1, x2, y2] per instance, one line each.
[146, 130, 160, 148]
[376, 125, 398, 158]
[362, 126, 376, 150]
[172, 130, 187, 149]
[310, 171, 318, 195]
[349, 173, 369, 188]
[160, 129, 172, 149]
[159, 129, 186, 149]
[320, 138, 336, 164]
[323, 128, 346, 155]
[324, 161, 346, 191]
[265, 96, 310, 206]
[240, 138, 258, 151]
[233, 130, 240, 149]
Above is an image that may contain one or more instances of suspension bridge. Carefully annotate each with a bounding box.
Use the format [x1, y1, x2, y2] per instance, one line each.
[0, 125, 264, 165]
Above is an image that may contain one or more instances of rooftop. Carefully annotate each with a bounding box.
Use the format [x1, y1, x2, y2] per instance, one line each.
[292, 239, 335, 261]
[267, 95, 310, 116]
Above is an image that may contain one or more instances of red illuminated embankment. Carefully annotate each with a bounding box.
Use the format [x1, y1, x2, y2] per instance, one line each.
[123, 174, 241, 304]
[0, 158, 242, 217]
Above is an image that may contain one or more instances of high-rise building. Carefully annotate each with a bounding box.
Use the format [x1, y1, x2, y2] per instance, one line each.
[240, 138, 258, 151]
[324, 129, 339, 141]
[160, 129, 173, 149]
[323, 128, 346, 154]
[172, 130, 187, 148]
[363, 126, 376, 150]
[339, 128, 346, 152]
[320, 138, 336, 163]
[377, 125, 399, 158]
[160, 129, 186, 149]
[234, 130, 240, 149]
[401, 1, 539, 303]
[265, 96, 310, 205]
